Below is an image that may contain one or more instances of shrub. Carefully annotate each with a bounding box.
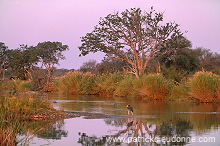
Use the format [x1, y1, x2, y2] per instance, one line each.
[190, 72, 220, 102]
[169, 84, 191, 101]
[77, 73, 98, 95]
[52, 71, 99, 95]
[114, 75, 135, 97]
[0, 79, 33, 93]
[52, 71, 83, 94]
[136, 74, 171, 99]
[96, 73, 125, 95]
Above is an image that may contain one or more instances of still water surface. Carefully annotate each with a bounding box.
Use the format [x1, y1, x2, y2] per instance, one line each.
[25, 93, 220, 146]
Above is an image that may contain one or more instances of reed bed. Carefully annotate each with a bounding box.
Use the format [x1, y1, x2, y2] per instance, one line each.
[52, 71, 220, 102]
[0, 93, 53, 145]
[190, 71, 220, 102]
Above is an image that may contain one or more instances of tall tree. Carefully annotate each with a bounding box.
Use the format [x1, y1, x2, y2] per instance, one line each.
[0, 42, 8, 80]
[36, 41, 69, 86]
[7, 45, 39, 80]
[79, 8, 187, 77]
[96, 58, 129, 73]
[194, 48, 220, 72]
[79, 59, 98, 73]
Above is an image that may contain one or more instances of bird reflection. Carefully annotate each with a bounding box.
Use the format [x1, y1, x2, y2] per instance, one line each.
[127, 121, 134, 128]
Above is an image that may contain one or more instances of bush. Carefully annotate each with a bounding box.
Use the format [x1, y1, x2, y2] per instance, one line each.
[96, 73, 125, 95]
[0, 93, 53, 145]
[136, 74, 171, 99]
[77, 73, 98, 95]
[169, 84, 191, 101]
[52, 71, 83, 94]
[52, 71, 99, 95]
[0, 79, 33, 93]
[190, 72, 220, 102]
[114, 75, 135, 97]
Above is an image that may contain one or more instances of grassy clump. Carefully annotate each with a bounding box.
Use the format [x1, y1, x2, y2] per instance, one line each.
[114, 75, 135, 97]
[52, 71, 220, 102]
[53, 71, 100, 95]
[97, 73, 125, 95]
[52, 71, 83, 94]
[136, 74, 172, 99]
[169, 83, 191, 101]
[0, 79, 33, 93]
[0, 93, 53, 145]
[77, 72, 98, 95]
[190, 71, 220, 102]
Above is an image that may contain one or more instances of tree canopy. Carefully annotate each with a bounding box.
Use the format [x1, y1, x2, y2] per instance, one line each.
[79, 8, 190, 77]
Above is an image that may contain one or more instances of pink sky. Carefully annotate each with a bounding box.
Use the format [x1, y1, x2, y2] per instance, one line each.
[0, 0, 220, 69]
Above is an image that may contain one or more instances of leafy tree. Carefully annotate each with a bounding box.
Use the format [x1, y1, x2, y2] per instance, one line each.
[96, 58, 129, 73]
[7, 45, 39, 80]
[36, 41, 69, 87]
[0, 42, 8, 80]
[158, 48, 200, 73]
[79, 8, 187, 77]
[194, 48, 220, 72]
[79, 59, 98, 73]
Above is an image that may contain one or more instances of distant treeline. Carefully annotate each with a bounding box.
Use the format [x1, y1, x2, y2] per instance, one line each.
[79, 47, 220, 76]
[0, 41, 69, 90]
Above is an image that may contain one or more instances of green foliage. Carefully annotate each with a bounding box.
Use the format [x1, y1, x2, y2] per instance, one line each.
[136, 74, 171, 99]
[114, 75, 135, 97]
[77, 73, 98, 95]
[79, 8, 185, 77]
[97, 58, 129, 74]
[190, 72, 220, 102]
[79, 59, 98, 73]
[97, 73, 124, 95]
[0, 93, 53, 145]
[161, 67, 187, 83]
[36, 41, 69, 66]
[169, 84, 191, 101]
[0, 42, 8, 80]
[53, 71, 82, 94]
[7, 45, 39, 80]
[0, 79, 33, 92]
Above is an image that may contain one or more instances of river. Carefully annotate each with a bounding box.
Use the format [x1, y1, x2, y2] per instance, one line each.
[18, 93, 220, 146]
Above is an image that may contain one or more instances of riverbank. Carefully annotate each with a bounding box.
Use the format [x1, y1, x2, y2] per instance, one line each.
[52, 71, 220, 102]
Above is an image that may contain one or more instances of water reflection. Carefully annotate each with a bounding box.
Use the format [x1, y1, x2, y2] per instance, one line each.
[17, 119, 68, 145]
[17, 94, 220, 145]
[77, 118, 194, 145]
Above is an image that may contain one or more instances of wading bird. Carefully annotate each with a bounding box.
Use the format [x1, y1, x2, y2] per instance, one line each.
[127, 104, 134, 115]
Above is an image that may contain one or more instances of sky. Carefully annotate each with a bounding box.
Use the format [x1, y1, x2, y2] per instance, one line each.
[0, 0, 220, 69]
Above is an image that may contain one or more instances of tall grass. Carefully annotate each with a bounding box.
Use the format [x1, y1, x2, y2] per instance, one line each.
[114, 75, 135, 97]
[190, 71, 220, 102]
[0, 93, 53, 145]
[169, 84, 191, 101]
[52, 71, 99, 95]
[0, 79, 33, 93]
[136, 74, 172, 99]
[97, 73, 124, 95]
[52, 71, 220, 102]
[52, 71, 83, 94]
[52, 72, 125, 95]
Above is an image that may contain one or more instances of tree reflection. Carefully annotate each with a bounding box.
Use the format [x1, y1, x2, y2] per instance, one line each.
[36, 120, 67, 140]
[78, 118, 193, 145]
[78, 132, 121, 146]
[16, 119, 68, 145]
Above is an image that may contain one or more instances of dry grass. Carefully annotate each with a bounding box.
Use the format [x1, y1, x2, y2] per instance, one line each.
[190, 71, 220, 102]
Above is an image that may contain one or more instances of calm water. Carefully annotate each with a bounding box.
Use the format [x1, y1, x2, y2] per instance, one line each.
[19, 93, 220, 146]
